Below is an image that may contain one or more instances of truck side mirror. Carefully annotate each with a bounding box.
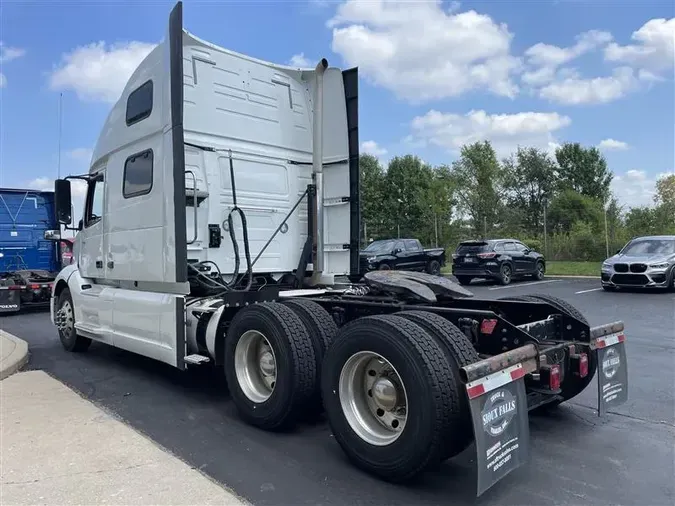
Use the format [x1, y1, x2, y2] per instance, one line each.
[43, 229, 61, 241]
[55, 179, 73, 225]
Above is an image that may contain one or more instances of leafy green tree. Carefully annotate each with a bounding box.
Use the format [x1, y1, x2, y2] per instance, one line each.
[502, 147, 558, 232]
[450, 141, 504, 238]
[359, 154, 386, 240]
[547, 189, 604, 233]
[555, 143, 613, 204]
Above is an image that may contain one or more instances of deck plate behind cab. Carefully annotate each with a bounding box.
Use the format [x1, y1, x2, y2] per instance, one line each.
[363, 270, 474, 302]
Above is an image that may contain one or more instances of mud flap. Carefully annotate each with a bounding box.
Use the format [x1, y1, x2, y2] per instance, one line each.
[0, 288, 21, 314]
[464, 363, 531, 497]
[592, 330, 628, 416]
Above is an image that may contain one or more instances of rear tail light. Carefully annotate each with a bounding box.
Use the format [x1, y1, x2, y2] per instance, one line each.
[8, 285, 26, 291]
[541, 364, 562, 390]
[570, 353, 589, 378]
[477, 252, 497, 259]
[480, 319, 498, 334]
[30, 284, 41, 290]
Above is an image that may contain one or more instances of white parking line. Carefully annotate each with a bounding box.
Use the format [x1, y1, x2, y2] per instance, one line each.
[575, 287, 603, 294]
[488, 280, 560, 291]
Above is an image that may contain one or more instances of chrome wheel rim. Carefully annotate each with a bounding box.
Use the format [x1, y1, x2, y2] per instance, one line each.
[537, 263, 544, 278]
[56, 300, 74, 338]
[339, 351, 408, 446]
[234, 330, 277, 403]
[502, 265, 511, 282]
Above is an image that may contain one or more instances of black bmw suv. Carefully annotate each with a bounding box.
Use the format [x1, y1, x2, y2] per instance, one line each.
[451, 239, 546, 285]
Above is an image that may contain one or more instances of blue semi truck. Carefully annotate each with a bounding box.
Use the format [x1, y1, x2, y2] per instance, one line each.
[0, 187, 67, 314]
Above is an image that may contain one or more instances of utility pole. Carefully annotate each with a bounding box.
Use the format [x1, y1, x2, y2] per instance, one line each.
[434, 212, 438, 248]
[604, 206, 610, 257]
[543, 203, 548, 258]
[483, 216, 487, 239]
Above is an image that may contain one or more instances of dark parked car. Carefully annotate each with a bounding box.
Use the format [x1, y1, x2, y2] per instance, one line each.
[451, 239, 545, 285]
[601, 235, 675, 291]
[360, 238, 446, 275]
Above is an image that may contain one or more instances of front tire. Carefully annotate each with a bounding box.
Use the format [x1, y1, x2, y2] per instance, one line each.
[224, 302, 317, 431]
[55, 288, 91, 353]
[321, 315, 456, 482]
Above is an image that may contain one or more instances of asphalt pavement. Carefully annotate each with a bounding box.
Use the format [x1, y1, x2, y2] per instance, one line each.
[1, 277, 673, 506]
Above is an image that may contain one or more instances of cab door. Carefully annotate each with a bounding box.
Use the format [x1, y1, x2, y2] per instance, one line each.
[78, 173, 105, 280]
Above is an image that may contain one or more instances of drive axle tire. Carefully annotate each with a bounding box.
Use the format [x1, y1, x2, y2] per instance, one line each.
[56, 287, 91, 353]
[224, 302, 317, 431]
[321, 314, 456, 483]
[282, 298, 338, 415]
[396, 311, 479, 460]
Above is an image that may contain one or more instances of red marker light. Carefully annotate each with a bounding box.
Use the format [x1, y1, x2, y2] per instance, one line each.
[549, 364, 561, 390]
[480, 319, 498, 334]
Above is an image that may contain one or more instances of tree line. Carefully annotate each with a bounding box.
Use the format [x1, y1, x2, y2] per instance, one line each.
[359, 141, 675, 261]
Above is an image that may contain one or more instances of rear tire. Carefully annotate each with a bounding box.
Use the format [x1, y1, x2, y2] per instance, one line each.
[224, 302, 317, 431]
[396, 311, 479, 459]
[532, 261, 545, 280]
[498, 263, 513, 285]
[455, 276, 472, 286]
[56, 288, 91, 353]
[427, 259, 441, 276]
[281, 298, 338, 416]
[321, 314, 456, 482]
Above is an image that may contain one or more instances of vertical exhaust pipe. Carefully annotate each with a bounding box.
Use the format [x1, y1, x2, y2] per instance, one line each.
[312, 58, 328, 276]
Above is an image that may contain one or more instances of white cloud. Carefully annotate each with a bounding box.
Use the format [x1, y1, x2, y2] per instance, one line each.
[604, 18, 675, 77]
[288, 52, 312, 67]
[522, 30, 612, 86]
[611, 170, 671, 208]
[410, 109, 571, 158]
[538, 66, 640, 105]
[48, 41, 157, 103]
[328, 0, 521, 102]
[0, 42, 26, 63]
[598, 138, 629, 151]
[0, 42, 26, 88]
[361, 140, 387, 157]
[67, 148, 93, 164]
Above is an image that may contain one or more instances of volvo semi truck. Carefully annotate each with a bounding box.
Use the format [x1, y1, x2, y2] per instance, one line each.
[0, 187, 64, 314]
[49, 2, 629, 496]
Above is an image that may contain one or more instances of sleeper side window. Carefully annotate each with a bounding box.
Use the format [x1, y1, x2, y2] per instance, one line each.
[126, 80, 153, 126]
[123, 150, 154, 198]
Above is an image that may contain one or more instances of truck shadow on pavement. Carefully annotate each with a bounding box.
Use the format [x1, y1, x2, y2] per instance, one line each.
[24, 337, 618, 506]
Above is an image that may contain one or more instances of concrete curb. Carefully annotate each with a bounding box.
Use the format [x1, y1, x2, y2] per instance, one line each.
[0, 330, 29, 380]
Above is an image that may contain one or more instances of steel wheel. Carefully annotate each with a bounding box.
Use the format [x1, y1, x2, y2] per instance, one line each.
[234, 330, 277, 403]
[339, 351, 408, 446]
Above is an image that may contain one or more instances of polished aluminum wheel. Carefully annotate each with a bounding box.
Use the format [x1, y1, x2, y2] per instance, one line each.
[234, 330, 277, 403]
[338, 351, 408, 446]
[56, 300, 74, 337]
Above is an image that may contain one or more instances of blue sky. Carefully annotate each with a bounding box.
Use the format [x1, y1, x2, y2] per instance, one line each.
[1, 0, 673, 212]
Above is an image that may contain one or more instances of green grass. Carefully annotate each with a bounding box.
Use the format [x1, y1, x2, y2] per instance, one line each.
[442, 261, 601, 277]
[543, 261, 601, 277]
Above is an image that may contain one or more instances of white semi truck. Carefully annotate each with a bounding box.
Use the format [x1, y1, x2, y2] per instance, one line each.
[50, 2, 629, 496]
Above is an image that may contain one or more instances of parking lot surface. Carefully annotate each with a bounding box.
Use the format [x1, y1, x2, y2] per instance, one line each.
[1, 277, 674, 506]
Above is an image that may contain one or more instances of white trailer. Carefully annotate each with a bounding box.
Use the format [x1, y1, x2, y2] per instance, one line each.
[50, 2, 629, 495]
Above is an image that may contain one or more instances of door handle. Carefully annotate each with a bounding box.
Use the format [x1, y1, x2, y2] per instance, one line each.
[96, 260, 103, 269]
